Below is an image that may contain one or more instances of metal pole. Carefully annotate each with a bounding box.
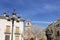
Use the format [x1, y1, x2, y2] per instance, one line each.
[11, 18, 14, 40]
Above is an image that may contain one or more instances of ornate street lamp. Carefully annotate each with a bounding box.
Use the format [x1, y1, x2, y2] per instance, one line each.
[4, 10, 21, 40]
[4, 12, 7, 17]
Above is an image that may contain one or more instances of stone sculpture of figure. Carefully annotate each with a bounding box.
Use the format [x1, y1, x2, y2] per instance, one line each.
[45, 29, 52, 40]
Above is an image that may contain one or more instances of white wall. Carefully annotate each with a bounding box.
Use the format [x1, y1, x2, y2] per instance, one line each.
[0, 19, 12, 40]
[0, 19, 24, 40]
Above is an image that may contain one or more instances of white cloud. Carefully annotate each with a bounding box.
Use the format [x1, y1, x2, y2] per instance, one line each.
[43, 4, 60, 10]
[31, 21, 53, 24]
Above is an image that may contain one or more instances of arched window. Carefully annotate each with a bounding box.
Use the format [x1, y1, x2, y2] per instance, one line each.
[30, 38, 34, 40]
[28, 22, 29, 25]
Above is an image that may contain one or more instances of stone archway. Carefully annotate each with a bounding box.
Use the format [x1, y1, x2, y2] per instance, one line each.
[30, 38, 34, 40]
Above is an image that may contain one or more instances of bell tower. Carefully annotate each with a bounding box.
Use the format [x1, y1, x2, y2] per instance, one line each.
[25, 19, 32, 31]
[23, 19, 35, 40]
[25, 19, 32, 27]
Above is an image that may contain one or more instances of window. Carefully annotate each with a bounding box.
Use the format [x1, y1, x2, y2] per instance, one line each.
[46, 29, 50, 33]
[15, 27, 19, 33]
[30, 38, 34, 40]
[57, 31, 60, 36]
[5, 35, 10, 40]
[51, 30, 53, 33]
[56, 23, 60, 27]
[15, 36, 19, 40]
[6, 25, 10, 33]
[28, 22, 29, 25]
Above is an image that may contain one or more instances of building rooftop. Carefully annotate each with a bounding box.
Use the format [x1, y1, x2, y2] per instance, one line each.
[0, 16, 25, 22]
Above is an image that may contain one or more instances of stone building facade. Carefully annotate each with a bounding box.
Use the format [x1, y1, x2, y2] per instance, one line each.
[37, 29, 47, 40]
[23, 19, 47, 40]
[23, 20, 36, 40]
[45, 18, 60, 40]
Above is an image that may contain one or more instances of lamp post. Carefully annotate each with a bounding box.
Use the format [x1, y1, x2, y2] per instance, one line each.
[4, 10, 21, 40]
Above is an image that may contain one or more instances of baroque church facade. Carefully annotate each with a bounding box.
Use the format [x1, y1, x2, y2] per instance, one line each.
[23, 20, 37, 40]
[45, 18, 60, 40]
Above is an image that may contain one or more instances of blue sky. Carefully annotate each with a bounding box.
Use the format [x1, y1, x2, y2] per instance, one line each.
[0, 0, 60, 28]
